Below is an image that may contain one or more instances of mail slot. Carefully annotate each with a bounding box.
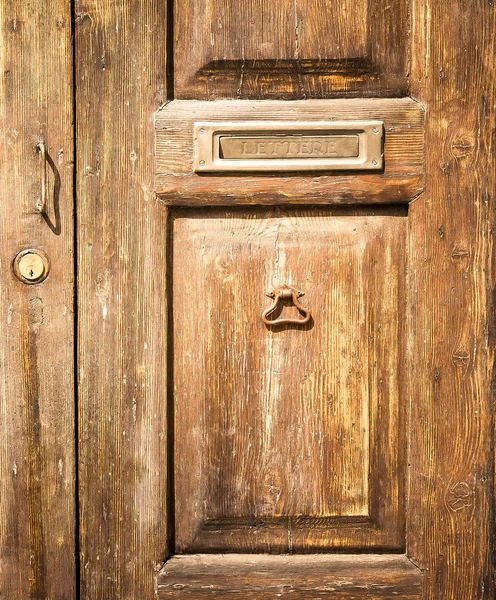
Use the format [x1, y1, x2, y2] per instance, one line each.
[219, 135, 360, 160]
[193, 121, 383, 173]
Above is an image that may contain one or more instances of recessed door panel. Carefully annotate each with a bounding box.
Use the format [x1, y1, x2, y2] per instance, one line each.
[174, 0, 409, 98]
[172, 207, 406, 553]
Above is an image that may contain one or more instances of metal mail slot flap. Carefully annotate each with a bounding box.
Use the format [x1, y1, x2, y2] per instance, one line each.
[193, 121, 384, 173]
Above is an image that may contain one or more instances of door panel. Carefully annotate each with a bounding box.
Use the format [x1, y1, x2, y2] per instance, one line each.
[173, 208, 405, 553]
[174, 0, 409, 99]
[76, 0, 496, 599]
[0, 1, 75, 598]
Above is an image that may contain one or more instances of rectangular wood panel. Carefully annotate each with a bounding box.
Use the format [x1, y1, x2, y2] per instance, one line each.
[172, 207, 406, 552]
[174, 0, 408, 98]
[0, 1, 75, 598]
[158, 554, 423, 599]
[155, 98, 424, 205]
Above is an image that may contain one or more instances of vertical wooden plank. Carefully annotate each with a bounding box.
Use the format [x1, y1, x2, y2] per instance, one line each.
[0, 0, 75, 598]
[75, 0, 168, 597]
[408, 1, 495, 597]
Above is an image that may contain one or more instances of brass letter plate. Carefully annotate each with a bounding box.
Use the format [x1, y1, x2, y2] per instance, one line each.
[194, 121, 384, 173]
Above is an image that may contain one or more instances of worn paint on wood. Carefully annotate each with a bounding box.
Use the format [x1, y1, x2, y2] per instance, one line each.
[0, 0, 75, 598]
[75, 0, 169, 598]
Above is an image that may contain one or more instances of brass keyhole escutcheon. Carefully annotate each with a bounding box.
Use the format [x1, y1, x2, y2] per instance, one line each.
[13, 249, 50, 284]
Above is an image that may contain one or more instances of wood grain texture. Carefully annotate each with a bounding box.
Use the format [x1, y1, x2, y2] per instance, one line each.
[174, 0, 408, 99]
[407, 0, 495, 598]
[75, 0, 169, 597]
[155, 98, 424, 205]
[0, 1, 75, 598]
[157, 554, 423, 599]
[173, 207, 406, 553]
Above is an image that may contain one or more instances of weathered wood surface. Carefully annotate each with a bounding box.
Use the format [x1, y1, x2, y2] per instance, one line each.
[174, 0, 408, 99]
[155, 98, 424, 205]
[407, 0, 495, 598]
[75, 0, 169, 598]
[0, 0, 75, 598]
[173, 207, 406, 553]
[157, 554, 423, 599]
[74, 0, 495, 596]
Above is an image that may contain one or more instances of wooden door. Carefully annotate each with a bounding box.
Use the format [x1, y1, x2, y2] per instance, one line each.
[0, 1, 75, 598]
[71, 1, 492, 599]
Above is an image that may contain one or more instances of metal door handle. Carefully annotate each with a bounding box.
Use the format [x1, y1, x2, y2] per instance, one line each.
[262, 285, 311, 326]
[37, 141, 47, 214]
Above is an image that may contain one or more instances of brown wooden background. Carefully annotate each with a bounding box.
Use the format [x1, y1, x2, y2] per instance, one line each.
[0, 0, 494, 599]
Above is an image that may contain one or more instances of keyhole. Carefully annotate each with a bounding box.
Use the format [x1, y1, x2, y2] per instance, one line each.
[13, 249, 50, 284]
